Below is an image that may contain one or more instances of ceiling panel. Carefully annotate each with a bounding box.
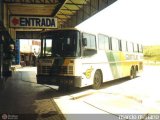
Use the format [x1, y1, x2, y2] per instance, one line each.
[8, 4, 56, 16]
[3, 0, 109, 28]
[56, 0, 90, 25]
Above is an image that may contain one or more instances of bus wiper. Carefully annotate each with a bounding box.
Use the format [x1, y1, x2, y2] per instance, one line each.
[55, 54, 60, 57]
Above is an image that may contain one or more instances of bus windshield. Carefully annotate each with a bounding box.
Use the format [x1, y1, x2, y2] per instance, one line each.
[40, 30, 80, 57]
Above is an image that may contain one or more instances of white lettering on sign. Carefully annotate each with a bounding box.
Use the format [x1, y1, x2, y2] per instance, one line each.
[10, 16, 57, 28]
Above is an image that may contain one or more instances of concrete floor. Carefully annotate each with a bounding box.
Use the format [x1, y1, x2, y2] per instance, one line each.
[0, 66, 160, 120]
[0, 67, 64, 120]
[53, 65, 160, 120]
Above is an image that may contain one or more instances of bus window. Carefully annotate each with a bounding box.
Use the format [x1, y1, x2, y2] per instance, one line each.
[90, 35, 96, 49]
[83, 33, 96, 49]
[134, 43, 138, 52]
[139, 44, 143, 53]
[104, 36, 110, 50]
[137, 44, 140, 53]
[42, 39, 52, 56]
[119, 40, 122, 51]
[98, 34, 105, 50]
[111, 37, 119, 51]
[98, 34, 109, 51]
[127, 42, 134, 52]
[121, 40, 127, 52]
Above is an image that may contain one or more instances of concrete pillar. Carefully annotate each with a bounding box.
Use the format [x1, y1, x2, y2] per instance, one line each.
[3, 3, 8, 28]
[0, 0, 3, 21]
[15, 39, 20, 65]
[0, 1, 3, 80]
[0, 39, 3, 80]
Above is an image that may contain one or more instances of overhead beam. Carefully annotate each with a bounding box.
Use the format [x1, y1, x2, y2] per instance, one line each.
[63, 6, 75, 14]
[3, 0, 58, 4]
[61, 0, 117, 28]
[51, 0, 66, 16]
[58, 11, 71, 18]
[7, 3, 58, 8]
[69, 0, 81, 9]
[57, 13, 74, 16]
[60, 9, 77, 11]
[57, 16, 65, 21]
[67, 0, 90, 16]
[65, 3, 84, 6]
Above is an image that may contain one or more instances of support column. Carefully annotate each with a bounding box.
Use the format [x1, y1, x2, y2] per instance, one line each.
[0, 37, 3, 81]
[0, 0, 3, 81]
[0, 0, 3, 21]
[3, 2, 8, 28]
[15, 39, 20, 65]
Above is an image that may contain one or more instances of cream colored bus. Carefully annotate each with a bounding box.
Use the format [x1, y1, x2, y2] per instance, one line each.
[36, 28, 143, 89]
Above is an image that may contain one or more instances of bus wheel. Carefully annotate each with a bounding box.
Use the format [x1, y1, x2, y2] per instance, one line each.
[133, 67, 137, 78]
[129, 67, 134, 79]
[92, 70, 102, 89]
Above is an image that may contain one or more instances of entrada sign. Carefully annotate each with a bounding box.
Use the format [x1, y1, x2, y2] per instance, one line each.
[10, 16, 57, 28]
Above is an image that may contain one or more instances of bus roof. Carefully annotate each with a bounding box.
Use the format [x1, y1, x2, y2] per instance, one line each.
[41, 28, 79, 34]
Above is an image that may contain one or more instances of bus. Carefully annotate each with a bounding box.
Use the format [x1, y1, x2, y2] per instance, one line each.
[36, 28, 143, 89]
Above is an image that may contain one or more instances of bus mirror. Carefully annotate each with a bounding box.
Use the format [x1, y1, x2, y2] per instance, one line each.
[82, 38, 87, 46]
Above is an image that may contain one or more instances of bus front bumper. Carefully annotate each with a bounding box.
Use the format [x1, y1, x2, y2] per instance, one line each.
[36, 75, 81, 87]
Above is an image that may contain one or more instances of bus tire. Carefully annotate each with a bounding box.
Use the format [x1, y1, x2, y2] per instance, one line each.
[129, 67, 134, 79]
[92, 70, 102, 89]
[133, 66, 137, 78]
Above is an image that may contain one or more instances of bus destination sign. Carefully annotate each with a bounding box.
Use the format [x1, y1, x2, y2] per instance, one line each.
[10, 16, 57, 28]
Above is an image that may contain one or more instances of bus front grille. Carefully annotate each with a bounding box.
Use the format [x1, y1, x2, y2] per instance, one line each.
[38, 66, 52, 75]
[68, 66, 73, 74]
[56, 66, 73, 74]
[38, 66, 73, 75]
[42, 66, 52, 74]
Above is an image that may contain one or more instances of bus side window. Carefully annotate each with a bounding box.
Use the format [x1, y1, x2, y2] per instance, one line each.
[98, 34, 105, 50]
[82, 33, 97, 56]
[137, 44, 140, 53]
[90, 35, 96, 49]
[111, 37, 119, 51]
[83, 33, 96, 49]
[119, 40, 122, 51]
[139, 44, 143, 53]
[134, 43, 138, 53]
[127, 42, 134, 52]
[98, 34, 109, 51]
[121, 40, 127, 52]
[104, 36, 110, 51]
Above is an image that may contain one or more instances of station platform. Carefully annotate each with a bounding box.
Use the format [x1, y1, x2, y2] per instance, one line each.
[0, 67, 64, 120]
[0, 66, 160, 120]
